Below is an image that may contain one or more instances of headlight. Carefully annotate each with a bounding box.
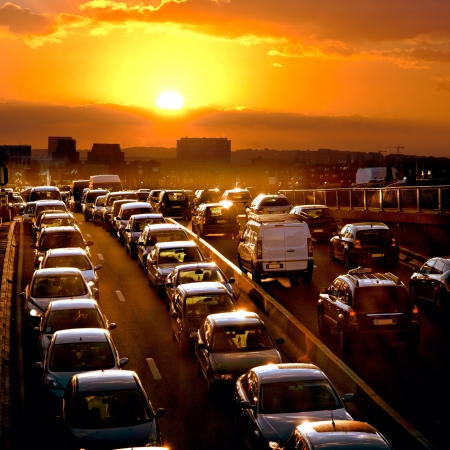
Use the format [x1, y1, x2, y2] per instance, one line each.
[213, 374, 234, 380]
[29, 308, 42, 317]
[45, 375, 64, 390]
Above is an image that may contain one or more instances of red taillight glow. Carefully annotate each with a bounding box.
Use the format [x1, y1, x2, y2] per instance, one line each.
[353, 239, 361, 249]
[391, 238, 397, 246]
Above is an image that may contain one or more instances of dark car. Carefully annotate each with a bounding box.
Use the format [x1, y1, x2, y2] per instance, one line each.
[191, 202, 240, 239]
[154, 189, 192, 220]
[410, 256, 450, 313]
[277, 420, 394, 450]
[196, 312, 283, 399]
[101, 191, 139, 231]
[61, 370, 165, 449]
[108, 199, 137, 236]
[193, 188, 222, 210]
[290, 204, 337, 241]
[317, 267, 420, 353]
[123, 213, 166, 258]
[170, 282, 238, 357]
[81, 189, 108, 221]
[220, 188, 253, 216]
[329, 222, 399, 268]
[147, 189, 163, 210]
[114, 202, 155, 245]
[165, 261, 237, 306]
[234, 363, 354, 449]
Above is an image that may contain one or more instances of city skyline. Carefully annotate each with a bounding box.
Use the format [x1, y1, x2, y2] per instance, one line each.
[1, 1, 450, 157]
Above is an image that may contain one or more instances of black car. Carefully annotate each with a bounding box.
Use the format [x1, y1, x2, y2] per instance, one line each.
[329, 222, 399, 268]
[193, 188, 222, 210]
[317, 267, 420, 353]
[154, 189, 192, 220]
[191, 202, 240, 239]
[290, 204, 337, 241]
[410, 256, 450, 313]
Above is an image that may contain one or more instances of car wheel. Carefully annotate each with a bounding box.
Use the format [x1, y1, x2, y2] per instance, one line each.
[303, 270, 313, 284]
[338, 326, 351, 354]
[405, 332, 420, 353]
[157, 285, 165, 298]
[84, 213, 88, 222]
[207, 380, 218, 402]
[119, 236, 125, 246]
[344, 252, 353, 269]
[318, 312, 331, 336]
[251, 264, 261, 284]
[179, 336, 190, 357]
[138, 257, 143, 268]
[434, 290, 445, 314]
[330, 244, 336, 261]
[104, 221, 109, 231]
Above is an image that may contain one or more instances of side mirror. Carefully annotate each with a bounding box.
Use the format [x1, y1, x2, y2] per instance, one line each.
[125, 228, 130, 232]
[119, 357, 129, 368]
[343, 393, 355, 403]
[155, 408, 166, 420]
[166, 282, 174, 288]
[94, 264, 102, 271]
[108, 323, 117, 330]
[19, 292, 25, 300]
[319, 287, 327, 295]
[35, 362, 44, 370]
[30, 243, 37, 249]
[413, 267, 420, 273]
[171, 311, 180, 319]
[275, 337, 284, 345]
[86, 240, 94, 246]
[240, 400, 255, 410]
[228, 277, 235, 284]
[197, 343, 207, 350]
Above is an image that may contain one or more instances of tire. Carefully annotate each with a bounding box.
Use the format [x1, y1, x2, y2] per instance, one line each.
[338, 326, 351, 354]
[157, 285, 165, 299]
[251, 264, 261, 284]
[84, 213, 88, 222]
[434, 290, 445, 314]
[405, 332, 420, 353]
[179, 336, 190, 357]
[207, 380, 217, 402]
[303, 270, 313, 284]
[318, 312, 331, 336]
[104, 221, 110, 232]
[344, 252, 353, 270]
[330, 245, 336, 261]
[138, 257, 143, 268]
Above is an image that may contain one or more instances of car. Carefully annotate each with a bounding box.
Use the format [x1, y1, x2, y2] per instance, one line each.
[80, 188, 108, 221]
[233, 363, 354, 449]
[191, 202, 240, 239]
[171, 282, 238, 357]
[123, 213, 166, 258]
[29, 185, 62, 202]
[101, 191, 139, 231]
[39, 247, 102, 291]
[192, 188, 222, 210]
[114, 202, 155, 245]
[91, 194, 107, 226]
[30, 226, 94, 268]
[32, 211, 77, 243]
[410, 256, 450, 313]
[10, 195, 26, 215]
[165, 262, 237, 306]
[146, 189, 163, 209]
[136, 223, 191, 269]
[317, 267, 421, 353]
[36, 299, 116, 359]
[277, 420, 394, 450]
[329, 222, 399, 269]
[153, 189, 192, 220]
[220, 188, 253, 216]
[68, 180, 90, 212]
[135, 188, 151, 201]
[196, 311, 283, 398]
[290, 204, 338, 241]
[108, 199, 138, 236]
[31, 200, 68, 229]
[36, 328, 128, 409]
[22, 201, 38, 231]
[146, 241, 209, 298]
[20, 267, 98, 327]
[246, 193, 292, 221]
[61, 370, 165, 449]
[237, 214, 313, 284]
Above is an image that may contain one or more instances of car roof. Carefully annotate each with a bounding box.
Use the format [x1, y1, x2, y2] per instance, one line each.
[156, 240, 197, 250]
[180, 281, 230, 295]
[120, 202, 151, 210]
[34, 267, 84, 277]
[39, 226, 82, 234]
[293, 204, 329, 209]
[75, 369, 139, 392]
[44, 247, 88, 256]
[250, 363, 327, 383]
[53, 328, 109, 344]
[130, 213, 164, 221]
[348, 222, 389, 229]
[208, 311, 261, 327]
[35, 200, 65, 206]
[174, 262, 221, 272]
[47, 299, 99, 311]
[145, 223, 184, 231]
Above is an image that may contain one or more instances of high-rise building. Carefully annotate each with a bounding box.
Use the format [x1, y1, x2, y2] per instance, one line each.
[52, 138, 79, 164]
[48, 136, 72, 158]
[0, 145, 32, 166]
[87, 144, 125, 165]
[176, 137, 231, 164]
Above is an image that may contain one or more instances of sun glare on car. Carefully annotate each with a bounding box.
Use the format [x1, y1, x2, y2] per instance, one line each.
[156, 91, 184, 110]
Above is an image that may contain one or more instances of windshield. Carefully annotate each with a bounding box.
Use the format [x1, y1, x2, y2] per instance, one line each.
[44, 255, 91, 271]
[211, 325, 272, 352]
[353, 286, 412, 312]
[45, 308, 104, 333]
[66, 388, 152, 428]
[32, 275, 88, 298]
[184, 294, 235, 317]
[178, 268, 225, 285]
[146, 230, 187, 246]
[39, 232, 85, 251]
[122, 207, 152, 220]
[158, 246, 203, 264]
[259, 379, 342, 414]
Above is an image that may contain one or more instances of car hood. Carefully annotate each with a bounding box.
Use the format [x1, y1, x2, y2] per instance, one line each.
[210, 349, 281, 375]
[30, 294, 93, 313]
[256, 409, 352, 446]
[70, 421, 156, 448]
[158, 264, 181, 274]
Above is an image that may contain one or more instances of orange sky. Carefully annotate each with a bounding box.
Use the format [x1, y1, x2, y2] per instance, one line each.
[1, 1, 450, 156]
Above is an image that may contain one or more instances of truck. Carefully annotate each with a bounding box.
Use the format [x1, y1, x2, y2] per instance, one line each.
[89, 174, 123, 192]
[355, 167, 401, 185]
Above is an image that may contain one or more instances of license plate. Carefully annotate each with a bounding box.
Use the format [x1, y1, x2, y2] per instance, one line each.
[172, 206, 181, 208]
[216, 219, 226, 223]
[314, 229, 323, 233]
[372, 253, 384, 257]
[267, 264, 281, 269]
[374, 318, 395, 325]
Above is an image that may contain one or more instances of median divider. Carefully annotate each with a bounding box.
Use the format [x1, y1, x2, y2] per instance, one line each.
[175, 222, 436, 450]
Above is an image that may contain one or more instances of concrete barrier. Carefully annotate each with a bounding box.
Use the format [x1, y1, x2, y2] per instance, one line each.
[176, 222, 437, 450]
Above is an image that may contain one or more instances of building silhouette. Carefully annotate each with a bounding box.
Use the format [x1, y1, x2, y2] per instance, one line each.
[87, 143, 125, 166]
[176, 137, 231, 164]
[51, 138, 79, 164]
[0, 145, 31, 166]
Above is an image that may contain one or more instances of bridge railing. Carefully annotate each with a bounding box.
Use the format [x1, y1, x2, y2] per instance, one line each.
[280, 186, 450, 214]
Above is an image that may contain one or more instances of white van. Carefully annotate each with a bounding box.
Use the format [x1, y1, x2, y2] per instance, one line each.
[355, 167, 401, 185]
[237, 214, 313, 284]
[89, 174, 123, 192]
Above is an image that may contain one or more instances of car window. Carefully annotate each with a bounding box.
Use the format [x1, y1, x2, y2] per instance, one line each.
[356, 229, 391, 240]
[184, 294, 234, 316]
[122, 207, 153, 220]
[44, 255, 91, 271]
[211, 325, 272, 352]
[260, 197, 290, 207]
[353, 286, 411, 312]
[40, 232, 85, 250]
[147, 230, 188, 246]
[45, 308, 103, 333]
[159, 246, 203, 264]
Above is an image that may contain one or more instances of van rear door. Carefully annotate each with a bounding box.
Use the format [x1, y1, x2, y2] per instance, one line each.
[284, 224, 309, 271]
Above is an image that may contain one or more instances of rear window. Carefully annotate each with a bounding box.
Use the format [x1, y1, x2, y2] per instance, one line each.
[229, 191, 251, 201]
[30, 190, 61, 201]
[122, 207, 153, 220]
[86, 192, 106, 202]
[147, 230, 187, 245]
[165, 192, 187, 201]
[356, 228, 391, 240]
[201, 192, 222, 203]
[353, 286, 412, 312]
[260, 198, 290, 207]
[303, 208, 333, 218]
[206, 205, 236, 217]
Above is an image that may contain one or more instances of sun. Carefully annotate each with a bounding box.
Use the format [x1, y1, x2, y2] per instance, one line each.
[156, 91, 184, 110]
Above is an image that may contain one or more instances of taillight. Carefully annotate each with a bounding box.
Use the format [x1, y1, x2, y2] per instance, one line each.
[307, 237, 313, 257]
[256, 238, 262, 259]
[257, 208, 264, 214]
[236, 216, 239, 224]
[353, 239, 361, 249]
[412, 305, 420, 322]
[348, 309, 358, 325]
[391, 237, 396, 247]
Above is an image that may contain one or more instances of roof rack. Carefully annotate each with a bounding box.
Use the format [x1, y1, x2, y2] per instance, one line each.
[251, 213, 304, 224]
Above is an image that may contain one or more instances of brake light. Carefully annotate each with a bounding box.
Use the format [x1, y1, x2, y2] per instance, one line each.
[391, 237, 396, 247]
[412, 305, 420, 322]
[353, 239, 361, 249]
[348, 308, 358, 325]
[257, 208, 264, 214]
[256, 238, 262, 259]
[307, 237, 313, 257]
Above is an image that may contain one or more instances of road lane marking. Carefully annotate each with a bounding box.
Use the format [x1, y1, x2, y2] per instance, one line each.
[98, 254, 104, 260]
[115, 290, 126, 302]
[146, 358, 162, 380]
[85, 233, 92, 237]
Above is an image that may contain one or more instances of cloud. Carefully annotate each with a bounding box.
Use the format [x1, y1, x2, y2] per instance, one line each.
[434, 77, 450, 93]
[1, 99, 448, 156]
[0, 2, 53, 34]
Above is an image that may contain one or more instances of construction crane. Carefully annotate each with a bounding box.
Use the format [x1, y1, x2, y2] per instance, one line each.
[379, 145, 405, 154]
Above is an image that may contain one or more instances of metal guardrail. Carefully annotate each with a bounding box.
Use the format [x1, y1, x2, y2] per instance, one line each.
[280, 186, 450, 214]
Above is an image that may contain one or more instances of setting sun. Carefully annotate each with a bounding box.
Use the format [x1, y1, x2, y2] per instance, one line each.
[156, 91, 184, 110]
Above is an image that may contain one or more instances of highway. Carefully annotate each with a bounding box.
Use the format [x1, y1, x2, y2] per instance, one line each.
[15, 214, 448, 449]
